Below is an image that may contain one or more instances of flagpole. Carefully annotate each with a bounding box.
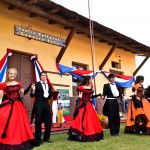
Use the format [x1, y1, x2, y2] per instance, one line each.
[88, 0, 97, 94]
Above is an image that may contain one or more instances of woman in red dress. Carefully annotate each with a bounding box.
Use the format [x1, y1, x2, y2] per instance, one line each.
[124, 75, 150, 134]
[68, 76, 104, 142]
[0, 68, 35, 150]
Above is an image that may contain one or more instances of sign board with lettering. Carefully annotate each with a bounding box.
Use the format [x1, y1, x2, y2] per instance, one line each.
[14, 25, 66, 47]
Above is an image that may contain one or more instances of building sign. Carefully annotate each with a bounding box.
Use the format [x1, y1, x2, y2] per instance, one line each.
[14, 25, 66, 47]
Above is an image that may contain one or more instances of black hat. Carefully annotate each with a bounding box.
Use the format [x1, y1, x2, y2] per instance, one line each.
[108, 73, 115, 79]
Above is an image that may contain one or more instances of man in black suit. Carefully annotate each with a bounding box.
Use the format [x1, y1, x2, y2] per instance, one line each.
[31, 71, 52, 144]
[103, 73, 120, 136]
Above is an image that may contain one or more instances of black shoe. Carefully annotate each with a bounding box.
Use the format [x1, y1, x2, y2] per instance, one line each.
[111, 134, 117, 136]
[115, 133, 120, 136]
[43, 139, 51, 143]
[35, 139, 43, 146]
[32, 139, 41, 147]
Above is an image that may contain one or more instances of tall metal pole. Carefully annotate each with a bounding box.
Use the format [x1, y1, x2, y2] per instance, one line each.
[88, 0, 97, 94]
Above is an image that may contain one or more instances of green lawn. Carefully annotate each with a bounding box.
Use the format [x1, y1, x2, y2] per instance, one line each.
[34, 123, 150, 150]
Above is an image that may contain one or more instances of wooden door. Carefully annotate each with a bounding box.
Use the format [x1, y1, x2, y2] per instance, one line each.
[8, 52, 34, 119]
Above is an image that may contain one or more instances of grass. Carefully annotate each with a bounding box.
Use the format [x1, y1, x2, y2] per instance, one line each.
[33, 123, 150, 150]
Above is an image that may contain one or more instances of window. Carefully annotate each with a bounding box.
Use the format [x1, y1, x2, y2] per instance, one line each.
[109, 69, 123, 75]
[111, 61, 121, 69]
[72, 63, 87, 85]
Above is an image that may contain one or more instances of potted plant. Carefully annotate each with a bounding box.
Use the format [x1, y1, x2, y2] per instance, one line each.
[97, 114, 109, 129]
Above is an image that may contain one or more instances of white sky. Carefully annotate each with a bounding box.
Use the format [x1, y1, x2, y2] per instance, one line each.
[52, 0, 150, 46]
[52, 0, 150, 87]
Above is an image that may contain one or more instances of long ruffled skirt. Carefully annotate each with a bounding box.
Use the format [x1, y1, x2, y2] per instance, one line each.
[68, 101, 104, 142]
[125, 98, 150, 134]
[0, 100, 35, 150]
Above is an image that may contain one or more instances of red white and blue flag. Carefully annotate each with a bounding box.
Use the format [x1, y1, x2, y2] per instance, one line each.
[57, 63, 135, 88]
[0, 50, 12, 82]
[56, 63, 100, 80]
[101, 70, 135, 88]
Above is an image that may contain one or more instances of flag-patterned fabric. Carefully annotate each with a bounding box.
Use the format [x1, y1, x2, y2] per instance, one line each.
[56, 63, 100, 80]
[0, 50, 12, 82]
[31, 55, 54, 90]
[57, 63, 135, 88]
[101, 70, 135, 88]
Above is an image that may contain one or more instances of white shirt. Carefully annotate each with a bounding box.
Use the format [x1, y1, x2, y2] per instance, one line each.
[122, 94, 127, 100]
[40, 81, 49, 98]
[109, 83, 119, 97]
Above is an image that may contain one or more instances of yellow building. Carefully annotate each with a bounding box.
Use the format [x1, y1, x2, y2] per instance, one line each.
[0, 1, 149, 116]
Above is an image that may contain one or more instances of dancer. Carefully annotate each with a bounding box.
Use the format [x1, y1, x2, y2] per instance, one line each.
[30, 71, 52, 144]
[0, 68, 35, 150]
[124, 75, 150, 134]
[68, 75, 104, 142]
[102, 73, 120, 136]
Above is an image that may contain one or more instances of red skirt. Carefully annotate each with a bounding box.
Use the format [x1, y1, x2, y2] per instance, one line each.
[0, 100, 34, 150]
[68, 101, 103, 142]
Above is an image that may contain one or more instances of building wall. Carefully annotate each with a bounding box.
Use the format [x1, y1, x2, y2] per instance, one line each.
[0, 2, 136, 98]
